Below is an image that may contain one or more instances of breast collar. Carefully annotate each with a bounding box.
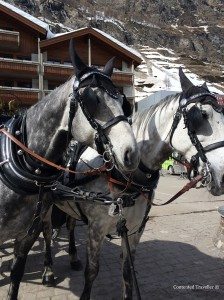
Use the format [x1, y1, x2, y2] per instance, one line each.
[0, 115, 62, 194]
[110, 160, 160, 194]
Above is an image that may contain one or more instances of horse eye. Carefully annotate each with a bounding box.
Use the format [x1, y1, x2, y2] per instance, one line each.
[201, 110, 208, 119]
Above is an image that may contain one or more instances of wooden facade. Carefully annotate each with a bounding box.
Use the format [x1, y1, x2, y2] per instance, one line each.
[0, 1, 142, 110]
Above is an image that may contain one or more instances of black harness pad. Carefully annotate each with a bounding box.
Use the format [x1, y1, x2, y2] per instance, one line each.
[0, 116, 60, 194]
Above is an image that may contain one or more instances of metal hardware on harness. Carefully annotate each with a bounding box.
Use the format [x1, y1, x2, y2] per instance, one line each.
[201, 162, 212, 187]
[117, 197, 123, 217]
[0, 159, 9, 166]
[51, 181, 113, 204]
[103, 144, 115, 171]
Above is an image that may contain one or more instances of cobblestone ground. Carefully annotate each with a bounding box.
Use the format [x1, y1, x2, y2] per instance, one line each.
[0, 175, 224, 299]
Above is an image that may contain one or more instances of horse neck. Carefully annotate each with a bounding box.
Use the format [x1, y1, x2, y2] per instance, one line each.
[133, 94, 180, 170]
[25, 77, 74, 162]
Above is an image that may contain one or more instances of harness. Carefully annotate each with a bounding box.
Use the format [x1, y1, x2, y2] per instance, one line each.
[169, 91, 224, 185]
[0, 116, 61, 194]
[0, 68, 132, 237]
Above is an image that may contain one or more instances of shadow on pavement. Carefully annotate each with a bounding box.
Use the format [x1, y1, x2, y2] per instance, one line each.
[1, 226, 224, 299]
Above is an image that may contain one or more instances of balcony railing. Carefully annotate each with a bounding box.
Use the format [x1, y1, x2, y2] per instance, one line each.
[0, 86, 39, 105]
[43, 62, 133, 86]
[0, 29, 20, 51]
[0, 58, 38, 76]
[43, 62, 74, 80]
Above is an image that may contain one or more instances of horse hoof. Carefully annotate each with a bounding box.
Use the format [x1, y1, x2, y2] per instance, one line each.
[70, 259, 83, 271]
[42, 274, 56, 286]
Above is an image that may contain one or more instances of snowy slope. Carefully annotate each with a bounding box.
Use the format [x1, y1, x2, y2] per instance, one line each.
[134, 45, 224, 104]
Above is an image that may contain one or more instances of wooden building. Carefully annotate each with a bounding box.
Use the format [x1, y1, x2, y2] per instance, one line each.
[0, 0, 142, 110]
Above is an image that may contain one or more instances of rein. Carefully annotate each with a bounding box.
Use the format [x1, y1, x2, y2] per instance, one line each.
[0, 127, 108, 177]
[107, 166, 203, 206]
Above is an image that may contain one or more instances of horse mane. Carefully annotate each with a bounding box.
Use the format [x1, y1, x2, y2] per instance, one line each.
[133, 93, 181, 133]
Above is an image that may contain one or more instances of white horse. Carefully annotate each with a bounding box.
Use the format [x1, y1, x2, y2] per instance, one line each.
[48, 69, 224, 299]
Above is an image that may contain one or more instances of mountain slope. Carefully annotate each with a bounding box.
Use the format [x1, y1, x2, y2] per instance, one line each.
[5, 0, 224, 90]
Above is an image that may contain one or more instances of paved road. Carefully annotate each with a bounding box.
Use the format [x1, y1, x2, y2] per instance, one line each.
[0, 175, 224, 299]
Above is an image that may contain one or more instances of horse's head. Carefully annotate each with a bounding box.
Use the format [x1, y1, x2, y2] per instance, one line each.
[171, 68, 224, 195]
[68, 40, 139, 172]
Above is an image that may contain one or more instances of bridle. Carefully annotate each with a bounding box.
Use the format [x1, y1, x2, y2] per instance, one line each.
[0, 70, 129, 194]
[170, 91, 224, 186]
[69, 70, 129, 170]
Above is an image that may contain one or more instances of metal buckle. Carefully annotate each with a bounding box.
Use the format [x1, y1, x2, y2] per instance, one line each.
[103, 144, 115, 171]
[117, 197, 123, 217]
[0, 159, 9, 166]
[201, 162, 212, 187]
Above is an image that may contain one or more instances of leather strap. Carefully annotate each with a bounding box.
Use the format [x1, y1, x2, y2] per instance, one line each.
[101, 115, 128, 130]
[151, 174, 202, 206]
[0, 127, 107, 176]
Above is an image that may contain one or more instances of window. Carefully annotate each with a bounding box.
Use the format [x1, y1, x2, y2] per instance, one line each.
[3, 81, 14, 87]
[48, 83, 58, 90]
[16, 56, 31, 61]
[1, 27, 14, 31]
[17, 82, 32, 88]
[47, 59, 61, 64]
[0, 53, 13, 59]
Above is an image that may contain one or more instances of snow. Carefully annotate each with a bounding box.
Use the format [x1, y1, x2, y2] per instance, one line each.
[0, 0, 54, 37]
[184, 25, 209, 34]
[131, 19, 160, 29]
[135, 45, 224, 104]
[90, 14, 125, 32]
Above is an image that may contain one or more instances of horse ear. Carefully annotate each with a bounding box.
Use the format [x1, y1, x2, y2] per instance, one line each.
[103, 57, 116, 77]
[179, 67, 194, 92]
[69, 39, 87, 77]
[202, 81, 209, 91]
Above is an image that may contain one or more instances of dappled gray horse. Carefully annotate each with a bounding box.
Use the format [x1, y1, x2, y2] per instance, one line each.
[0, 41, 139, 300]
[53, 68, 224, 299]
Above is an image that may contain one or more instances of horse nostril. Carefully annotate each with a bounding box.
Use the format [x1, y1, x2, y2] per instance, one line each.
[124, 148, 133, 166]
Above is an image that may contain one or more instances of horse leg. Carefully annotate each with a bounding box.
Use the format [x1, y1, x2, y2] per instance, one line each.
[7, 226, 42, 300]
[121, 232, 143, 300]
[66, 216, 83, 270]
[42, 206, 55, 286]
[7, 198, 52, 299]
[80, 222, 105, 300]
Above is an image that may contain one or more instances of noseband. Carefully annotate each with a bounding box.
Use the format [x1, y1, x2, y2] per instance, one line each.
[170, 92, 224, 185]
[68, 71, 129, 169]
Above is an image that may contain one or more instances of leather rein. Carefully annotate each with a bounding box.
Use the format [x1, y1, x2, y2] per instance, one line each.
[0, 126, 108, 176]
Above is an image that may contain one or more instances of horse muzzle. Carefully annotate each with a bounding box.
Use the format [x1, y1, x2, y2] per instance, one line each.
[210, 174, 224, 196]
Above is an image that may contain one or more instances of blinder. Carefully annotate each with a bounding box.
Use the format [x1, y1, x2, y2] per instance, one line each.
[186, 105, 206, 132]
[122, 93, 133, 118]
[82, 87, 99, 116]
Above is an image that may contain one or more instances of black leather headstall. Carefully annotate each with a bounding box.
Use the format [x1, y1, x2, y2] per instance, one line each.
[71, 71, 129, 155]
[169, 91, 224, 180]
[0, 115, 61, 194]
